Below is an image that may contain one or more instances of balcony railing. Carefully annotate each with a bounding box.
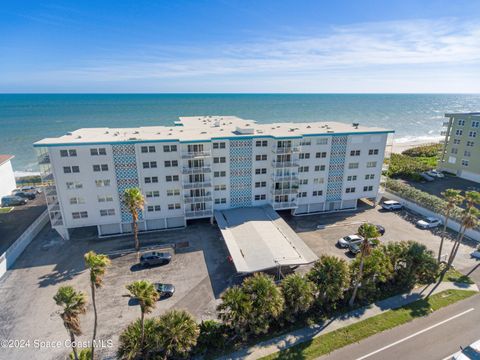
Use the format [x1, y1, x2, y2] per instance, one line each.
[183, 195, 213, 203]
[442, 121, 450, 127]
[38, 154, 50, 164]
[185, 209, 213, 218]
[182, 150, 211, 159]
[273, 201, 297, 210]
[183, 181, 212, 189]
[272, 173, 299, 181]
[272, 160, 299, 168]
[182, 166, 211, 174]
[42, 173, 54, 181]
[50, 212, 63, 226]
[44, 186, 57, 196]
[272, 146, 300, 154]
[440, 131, 448, 136]
[271, 188, 299, 195]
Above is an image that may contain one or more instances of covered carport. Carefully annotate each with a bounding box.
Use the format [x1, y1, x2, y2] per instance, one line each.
[214, 205, 318, 275]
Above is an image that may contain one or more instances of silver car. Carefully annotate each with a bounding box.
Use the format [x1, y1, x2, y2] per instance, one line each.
[337, 235, 364, 248]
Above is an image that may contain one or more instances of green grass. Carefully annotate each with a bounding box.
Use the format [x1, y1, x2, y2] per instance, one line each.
[260, 290, 476, 360]
[0, 207, 13, 213]
[442, 268, 474, 284]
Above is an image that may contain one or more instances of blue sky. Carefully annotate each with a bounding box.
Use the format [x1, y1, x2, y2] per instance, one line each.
[1, 0, 480, 93]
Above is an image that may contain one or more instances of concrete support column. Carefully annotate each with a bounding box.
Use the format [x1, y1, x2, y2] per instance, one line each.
[54, 226, 70, 240]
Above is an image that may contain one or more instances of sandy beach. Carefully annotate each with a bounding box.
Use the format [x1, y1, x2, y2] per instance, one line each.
[391, 137, 443, 154]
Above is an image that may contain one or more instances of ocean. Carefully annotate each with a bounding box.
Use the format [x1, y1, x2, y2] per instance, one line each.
[1, 93, 479, 174]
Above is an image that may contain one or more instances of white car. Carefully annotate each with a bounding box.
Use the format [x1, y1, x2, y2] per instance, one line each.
[416, 217, 442, 229]
[381, 200, 403, 211]
[337, 235, 364, 248]
[450, 339, 480, 359]
[426, 169, 445, 178]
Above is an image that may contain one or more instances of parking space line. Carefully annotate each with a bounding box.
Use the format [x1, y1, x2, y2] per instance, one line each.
[355, 308, 475, 360]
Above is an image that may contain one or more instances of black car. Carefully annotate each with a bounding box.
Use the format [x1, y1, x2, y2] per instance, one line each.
[12, 191, 36, 200]
[375, 224, 385, 235]
[154, 283, 175, 298]
[140, 251, 172, 267]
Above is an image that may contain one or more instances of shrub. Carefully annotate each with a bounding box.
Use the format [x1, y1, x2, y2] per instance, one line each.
[196, 320, 228, 355]
[402, 143, 442, 158]
[117, 318, 159, 360]
[387, 153, 432, 179]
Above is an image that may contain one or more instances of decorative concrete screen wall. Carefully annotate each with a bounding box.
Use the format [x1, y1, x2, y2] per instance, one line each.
[326, 136, 347, 211]
[229, 139, 253, 208]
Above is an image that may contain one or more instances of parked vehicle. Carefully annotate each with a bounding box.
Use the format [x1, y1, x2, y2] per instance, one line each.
[140, 251, 172, 267]
[337, 234, 364, 248]
[416, 217, 442, 229]
[374, 224, 385, 235]
[1, 195, 27, 207]
[20, 186, 41, 193]
[348, 239, 379, 255]
[12, 190, 36, 200]
[154, 283, 175, 298]
[426, 169, 445, 178]
[419, 172, 435, 182]
[381, 200, 403, 211]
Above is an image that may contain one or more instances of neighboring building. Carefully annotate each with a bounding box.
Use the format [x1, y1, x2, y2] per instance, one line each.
[34, 116, 393, 240]
[439, 112, 480, 182]
[0, 155, 16, 199]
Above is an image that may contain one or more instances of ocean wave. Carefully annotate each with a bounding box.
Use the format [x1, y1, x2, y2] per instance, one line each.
[394, 135, 443, 144]
[14, 170, 41, 178]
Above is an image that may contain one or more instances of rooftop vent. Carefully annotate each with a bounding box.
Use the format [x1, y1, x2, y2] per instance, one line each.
[307, 125, 311, 128]
[327, 130, 334, 133]
[66, 132, 72, 136]
[134, 131, 139, 134]
[353, 123, 359, 129]
[129, 137, 137, 140]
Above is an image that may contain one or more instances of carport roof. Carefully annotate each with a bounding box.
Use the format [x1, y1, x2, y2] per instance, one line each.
[214, 205, 318, 273]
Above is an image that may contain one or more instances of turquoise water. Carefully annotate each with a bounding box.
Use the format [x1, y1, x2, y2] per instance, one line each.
[1, 94, 479, 172]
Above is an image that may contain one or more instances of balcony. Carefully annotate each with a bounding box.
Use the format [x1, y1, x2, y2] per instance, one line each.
[38, 154, 50, 164]
[442, 121, 450, 127]
[271, 188, 299, 195]
[183, 181, 212, 189]
[182, 166, 211, 175]
[50, 213, 63, 226]
[48, 203, 61, 212]
[440, 131, 448, 136]
[273, 202, 297, 210]
[272, 160, 299, 168]
[44, 186, 57, 196]
[183, 194, 213, 203]
[185, 209, 213, 218]
[272, 173, 298, 181]
[272, 146, 300, 154]
[182, 150, 211, 159]
[42, 173, 54, 181]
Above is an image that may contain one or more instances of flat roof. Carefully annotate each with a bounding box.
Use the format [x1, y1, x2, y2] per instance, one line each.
[215, 205, 318, 273]
[0, 154, 14, 166]
[34, 115, 393, 146]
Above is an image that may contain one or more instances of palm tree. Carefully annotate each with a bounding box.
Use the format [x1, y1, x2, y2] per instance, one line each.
[126, 280, 159, 356]
[217, 286, 252, 340]
[123, 188, 145, 257]
[84, 251, 111, 360]
[349, 223, 380, 307]
[156, 309, 200, 360]
[438, 189, 463, 263]
[448, 206, 480, 267]
[280, 274, 315, 322]
[54, 286, 87, 360]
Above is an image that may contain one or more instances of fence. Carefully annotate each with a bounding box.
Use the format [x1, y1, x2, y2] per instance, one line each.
[0, 210, 49, 279]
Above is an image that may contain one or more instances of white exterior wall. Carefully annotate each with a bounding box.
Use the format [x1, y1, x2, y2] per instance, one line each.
[39, 131, 389, 238]
[0, 160, 16, 199]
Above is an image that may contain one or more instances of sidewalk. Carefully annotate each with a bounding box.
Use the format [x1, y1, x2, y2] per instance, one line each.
[217, 282, 479, 360]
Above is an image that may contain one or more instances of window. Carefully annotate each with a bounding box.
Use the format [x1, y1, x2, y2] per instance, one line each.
[365, 174, 375, 180]
[164, 160, 178, 167]
[254, 194, 267, 201]
[213, 157, 226, 163]
[60, 149, 77, 157]
[100, 209, 115, 216]
[299, 179, 308, 185]
[298, 166, 309, 173]
[90, 148, 106, 156]
[363, 186, 373, 192]
[313, 190, 323, 196]
[69, 197, 85, 205]
[147, 205, 161, 212]
[141, 146, 156, 153]
[255, 181, 267, 188]
[255, 140, 268, 147]
[72, 211, 88, 219]
[146, 191, 160, 198]
[462, 159, 469, 166]
[214, 171, 226, 177]
[451, 148, 458, 154]
[95, 179, 111, 187]
[214, 198, 227, 204]
[255, 154, 268, 161]
[214, 184, 227, 191]
[166, 175, 179, 182]
[453, 139, 461, 145]
[455, 129, 463, 136]
[313, 177, 324, 184]
[144, 177, 158, 183]
[347, 175, 357, 181]
[300, 139, 311, 146]
[213, 142, 226, 149]
[348, 163, 359, 169]
[299, 153, 310, 159]
[167, 203, 181, 210]
[469, 131, 477, 138]
[350, 150, 361, 156]
[93, 164, 108, 172]
[166, 189, 180, 196]
[464, 150, 471, 157]
[368, 149, 379, 155]
[472, 121, 480, 128]
[314, 165, 326, 171]
[255, 168, 267, 174]
[163, 145, 177, 152]
[316, 138, 328, 145]
[366, 161, 377, 168]
[458, 119, 465, 126]
[97, 195, 114, 202]
[63, 166, 80, 173]
[142, 161, 157, 169]
[66, 182, 83, 189]
[345, 187, 356, 193]
[316, 152, 327, 158]
[297, 192, 307, 198]
[467, 141, 475, 147]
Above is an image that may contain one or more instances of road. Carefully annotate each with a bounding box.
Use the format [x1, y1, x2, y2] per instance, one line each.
[318, 267, 480, 360]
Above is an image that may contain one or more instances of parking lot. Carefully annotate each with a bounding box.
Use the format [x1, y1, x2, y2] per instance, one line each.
[1, 203, 479, 360]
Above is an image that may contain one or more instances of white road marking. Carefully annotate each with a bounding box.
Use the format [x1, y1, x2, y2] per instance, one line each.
[355, 308, 475, 360]
[441, 352, 457, 360]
